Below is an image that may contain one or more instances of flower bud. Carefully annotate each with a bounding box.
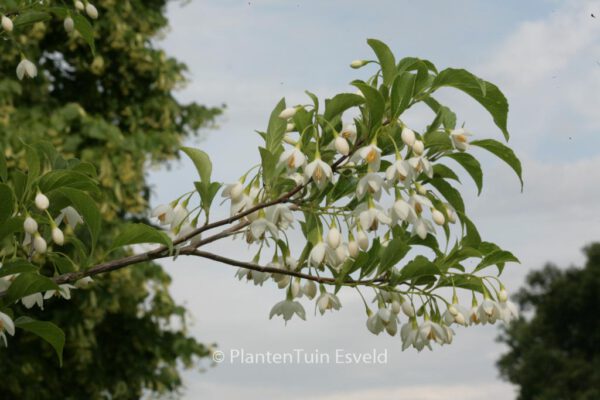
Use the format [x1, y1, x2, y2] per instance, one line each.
[291, 279, 301, 298]
[33, 234, 47, 254]
[285, 122, 295, 132]
[35, 192, 50, 210]
[350, 59, 368, 69]
[357, 230, 369, 251]
[75, 1, 85, 11]
[498, 288, 508, 303]
[302, 280, 317, 299]
[391, 300, 401, 314]
[24, 217, 38, 234]
[334, 136, 350, 156]
[278, 107, 297, 120]
[401, 127, 416, 147]
[52, 226, 65, 246]
[432, 209, 445, 226]
[413, 140, 424, 155]
[2, 15, 13, 32]
[86, 3, 99, 19]
[64, 17, 75, 33]
[401, 301, 415, 317]
[455, 313, 466, 325]
[348, 240, 359, 258]
[327, 227, 341, 249]
[75, 276, 94, 289]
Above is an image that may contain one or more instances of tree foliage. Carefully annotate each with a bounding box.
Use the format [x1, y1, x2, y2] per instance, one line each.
[0, 0, 221, 398]
[497, 243, 600, 400]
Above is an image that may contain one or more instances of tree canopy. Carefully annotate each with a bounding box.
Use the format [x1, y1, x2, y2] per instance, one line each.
[497, 243, 600, 400]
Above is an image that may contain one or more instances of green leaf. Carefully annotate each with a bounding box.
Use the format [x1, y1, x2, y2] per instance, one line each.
[428, 178, 465, 214]
[25, 145, 41, 190]
[259, 147, 279, 186]
[397, 255, 440, 282]
[432, 164, 460, 182]
[0, 183, 15, 224]
[0, 146, 7, 182]
[15, 317, 65, 366]
[265, 98, 287, 153]
[111, 223, 173, 253]
[471, 139, 523, 189]
[367, 38, 396, 86]
[378, 238, 410, 275]
[323, 93, 365, 121]
[390, 72, 415, 118]
[432, 68, 510, 140]
[445, 152, 483, 195]
[72, 14, 96, 55]
[0, 216, 22, 243]
[352, 81, 385, 131]
[195, 181, 222, 213]
[5, 272, 59, 304]
[0, 260, 38, 278]
[39, 170, 100, 195]
[473, 250, 520, 274]
[460, 212, 481, 247]
[13, 11, 51, 26]
[56, 188, 101, 252]
[181, 147, 212, 183]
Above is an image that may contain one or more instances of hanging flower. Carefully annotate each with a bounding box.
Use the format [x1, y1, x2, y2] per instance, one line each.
[390, 198, 417, 225]
[443, 303, 470, 326]
[477, 298, 502, 324]
[412, 140, 425, 155]
[385, 159, 414, 185]
[16, 58, 37, 80]
[354, 144, 382, 171]
[340, 123, 357, 143]
[278, 107, 298, 119]
[23, 216, 38, 235]
[1, 15, 13, 33]
[334, 136, 350, 155]
[22, 293, 44, 310]
[431, 209, 446, 226]
[152, 204, 174, 226]
[247, 216, 279, 242]
[308, 242, 327, 268]
[356, 173, 385, 200]
[408, 156, 433, 179]
[56, 206, 84, 229]
[278, 146, 306, 171]
[302, 280, 317, 299]
[266, 204, 294, 230]
[221, 182, 244, 203]
[316, 291, 341, 315]
[35, 192, 50, 210]
[51, 226, 65, 246]
[0, 311, 15, 346]
[450, 128, 472, 151]
[269, 299, 306, 322]
[401, 127, 416, 147]
[304, 156, 333, 189]
[33, 234, 47, 254]
[44, 284, 76, 300]
[357, 204, 391, 232]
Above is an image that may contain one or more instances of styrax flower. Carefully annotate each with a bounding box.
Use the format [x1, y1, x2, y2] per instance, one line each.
[16, 58, 37, 80]
[419, 320, 450, 344]
[354, 144, 382, 171]
[350, 59, 368, 69]
[33, 234, 47, 254]
[356, 229, 369, 251]
[221, 182, 244, 203]
[52, 226, 65, 246]
[305, 156, 332, 189]
[302, 280, 317, 299]
[391, 198, 417, 225]
[236, 268, 270, 286]
[499, 300, 519, 323]
[408, 156, 433, 179]
[477, 298, 502, 324]
[326, 227, 341, 249]
[386, 159, 413, 185]
[348, 240, 359, 258]
[334, 136, 350, 155]
[22, 293, 44, 310]
[57, 206, 84, 229]
[44, 284, 76, 300]
[412, 140, 425, 155]
[266, 204, 294, 230]
[450, 128, 472, 151]
[356, 173, 385, 200]
[2, 15, 13, 32]
[248, 216, 279, 242]
[316, 291, 341, 315]
[443, 303, 470, 326]
[269, 299, 306, 322]
[35, 192, 50, 210]
[152, 204, 174, 225]
[431, 209, 446, 226]
[308, 242, 327, 268]
[358, 204, 391, 232]
[401, 127, 416, 147]
[278, 146, 306, 171]
[278, 107, 298, 119]
[0, 311, 15, 346]
[23, 217, 38, 235]
[340, 123, 357, 143]
[401, 320, 431, 351]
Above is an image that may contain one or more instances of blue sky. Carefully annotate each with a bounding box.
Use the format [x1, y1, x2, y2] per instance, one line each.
[148, 0, 600, 398]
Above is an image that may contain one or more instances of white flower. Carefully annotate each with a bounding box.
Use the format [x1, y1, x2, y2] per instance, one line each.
[412, 216, 434, 240]
[248, 217, 279, 242]
[16, 58, 37, 80]
[304, 157, 333, 189]
[499, 300, 519, 324]
[52, 226, 65, 246]
[498, 288, 508, 303]
[35, 192, 50, 210]
[170, 204, 188, 230]
[308, 242, 327, 268]
[348, 240, 359, 258]
[86, 3, 99, 19]
[366, 312, 385, 335]
[350, 59, 367, 69]
[367, 308, 397, 336]
[22, 293, 44, 309]
[391, 199, 417, 225]
[385, 159, 413, 185]
[477, 299, 502, 324]
[334, 136, 350, 155]
[358, 205, 391, 232]
[340, 123, 357, 143]
[235, 268, 270, 286]
[75, 1, 85, 11]
[285, 122, 295, 132]
[278, 107, 297, 119]
[151, 204, 174, 225]
[24, 217, 38, 234]
[2, 15, 13, 32]
[221, 182, 244, 203]
[269, 299, 306, 322]
[431, 209, 446, 226]
[266, 204, 294, 230]
[401, 127, 416, 147]
[57, 206, 83, 229]
[326, 227, 341, 249]
[229, 194, 252, 217]
[409, 194, 433, 214]
[469, 304, 481, 325]
[316, 291, 341, 315]
[401, 300, 416, 318]
[75, 276, 94, 288]
[44, 284, 76, 300]
[354, 144, 382, 171]
[0, 311, 15, 346]
[413, 140, 425, 155]
[408, 156, 433, 179]
[33, 234, 47, 254]
[444, 203, 458, 224]
[419, 320, 449, 344]
[302, 280, 317, 299]
[356, 173, 385, 200]
[357, 229, 369, 251]
[450, 128, 472, 151]
[288, 172, 307, 187]
[401, 320, 431, 351]
[278, 147, 306, 171]
[333, 243, 350, 267]
[443, 304, 469, 326]
[64, 16, 75, 33]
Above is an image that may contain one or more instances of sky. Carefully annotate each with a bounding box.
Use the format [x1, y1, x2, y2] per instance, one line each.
[147, 0, 600, 398]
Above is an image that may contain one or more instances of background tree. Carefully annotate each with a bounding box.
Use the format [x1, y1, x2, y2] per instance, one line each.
[0, 0, 222, 398]
[497, 243, 600, 400]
